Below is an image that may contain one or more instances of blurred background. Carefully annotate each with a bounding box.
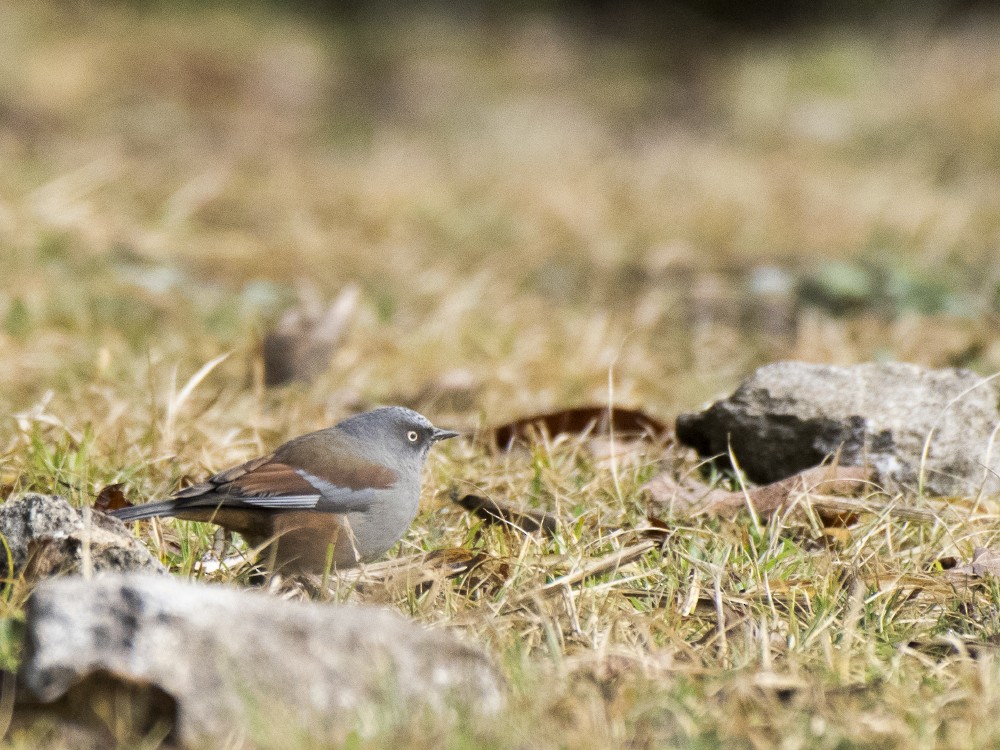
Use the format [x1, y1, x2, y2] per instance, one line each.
[2, 0, 1000, 431]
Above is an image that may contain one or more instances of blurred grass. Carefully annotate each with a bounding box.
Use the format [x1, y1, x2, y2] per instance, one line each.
[2, 1, 1000, 747]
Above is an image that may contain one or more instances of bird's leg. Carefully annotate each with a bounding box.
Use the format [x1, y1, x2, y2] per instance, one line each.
[211, 526, 232, 558]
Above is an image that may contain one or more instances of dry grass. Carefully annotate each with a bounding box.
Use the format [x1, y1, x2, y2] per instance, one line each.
[2, 1, 1000, 747]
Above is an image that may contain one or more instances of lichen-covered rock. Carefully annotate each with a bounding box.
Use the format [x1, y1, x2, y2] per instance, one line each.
[0, 494, 164, 577]
[18, 574, 505, 746]
[676, 361, 1000, 497]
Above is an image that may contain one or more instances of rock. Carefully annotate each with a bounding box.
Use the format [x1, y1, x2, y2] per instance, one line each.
[18, 574, 505, 746]
[0, 494, 165, 578]
[675, 361, 1000, 497]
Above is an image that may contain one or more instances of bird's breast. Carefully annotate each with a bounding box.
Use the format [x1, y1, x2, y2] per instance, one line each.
[345, 480, 422, 560]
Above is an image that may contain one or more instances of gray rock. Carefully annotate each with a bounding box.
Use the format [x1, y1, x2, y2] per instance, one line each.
[18, 574, 505, 746]
[0, 494, 165, 577]
[675, 361, 1000, 496]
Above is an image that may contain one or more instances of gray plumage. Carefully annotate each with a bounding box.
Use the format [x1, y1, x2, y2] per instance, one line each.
[112, 407, 458, 573]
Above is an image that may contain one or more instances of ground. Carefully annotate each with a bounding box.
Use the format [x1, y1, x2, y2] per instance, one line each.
[2, 2, 1000, 747]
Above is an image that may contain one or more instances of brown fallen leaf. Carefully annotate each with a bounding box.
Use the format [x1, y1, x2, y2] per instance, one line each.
[93, 483, 132, 513]
[263, 283, 360, 386]
[452, 493, 560, 536]
[644, 465, 874, 520]
[641, 472, 724, 516]
[710, 465, 874, 518]
[643, 513, 672, 541]
[492, 406, 668, 449]
[951, 547, 1000, 579]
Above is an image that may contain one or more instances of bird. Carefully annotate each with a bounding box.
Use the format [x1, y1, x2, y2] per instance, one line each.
[111, 406, 459, 574]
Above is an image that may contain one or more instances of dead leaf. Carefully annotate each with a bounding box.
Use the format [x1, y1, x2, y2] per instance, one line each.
[644, 465, 874, 520]
[815, 506, 862, 528]
[452, 493, 560, 536]
[93, 484, 132, 513]
[642, 472, 725, 516]
[492, 406, 668, 449]
[263, 283, 359, 386]
[710, 466, 873, 518]
[952, 547, 1000, 578]
[642, 513, 671, 541]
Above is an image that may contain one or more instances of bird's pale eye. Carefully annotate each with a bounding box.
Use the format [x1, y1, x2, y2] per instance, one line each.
[407, 430, 419, 443]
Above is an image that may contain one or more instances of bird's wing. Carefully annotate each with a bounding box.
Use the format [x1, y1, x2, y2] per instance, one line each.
[164, 454, 321, 511]
[272, 429, 398, 491]
[169, 431, 398, 514]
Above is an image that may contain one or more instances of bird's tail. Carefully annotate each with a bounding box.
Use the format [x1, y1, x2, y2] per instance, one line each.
[110, 500, 180, 522]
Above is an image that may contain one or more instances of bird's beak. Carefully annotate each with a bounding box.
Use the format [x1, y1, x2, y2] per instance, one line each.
[432, 427, 460, 442]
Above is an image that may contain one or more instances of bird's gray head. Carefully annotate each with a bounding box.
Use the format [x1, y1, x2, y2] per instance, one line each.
[336, 406, 459, 465]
